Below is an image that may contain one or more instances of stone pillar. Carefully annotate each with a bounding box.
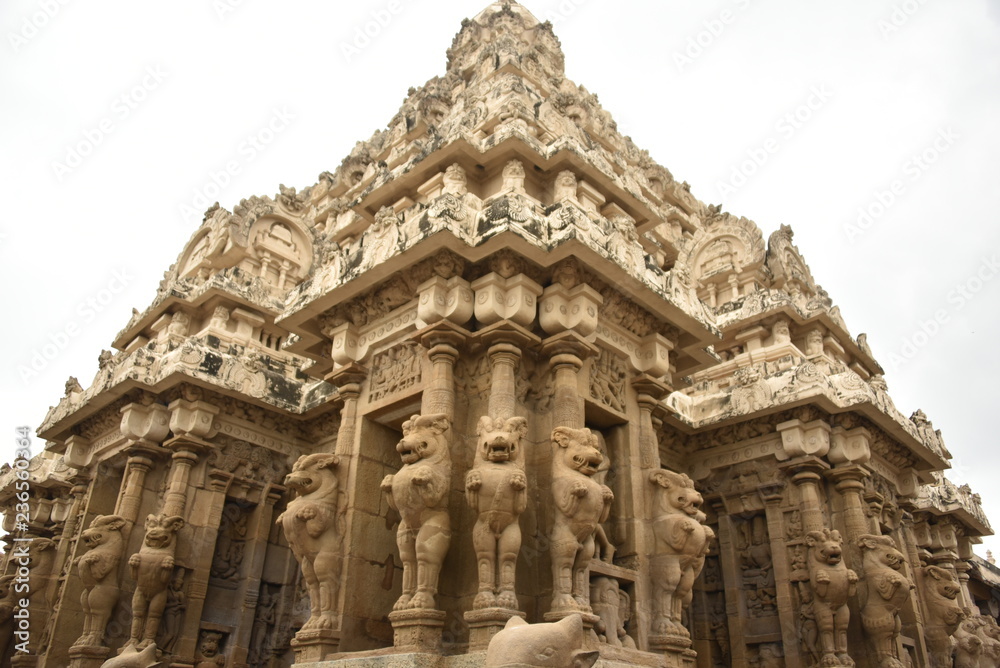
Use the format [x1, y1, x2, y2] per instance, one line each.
[540, 334, 596, 430]
[633, 375, 670, 471]
[420, 322, 465, 420]
[464, 324, 537, 651]
[332, 368, 365, 458]
[759, 482, 802, 668]
[153, 397, 218, 667]
[783, 458, 831, 534]
[713, 504, 749, 668]
[172, 471, 231, 666]
[231, 485, 284, 665]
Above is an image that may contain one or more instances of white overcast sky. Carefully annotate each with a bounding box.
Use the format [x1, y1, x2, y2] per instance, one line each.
[2, 0, 999, 557]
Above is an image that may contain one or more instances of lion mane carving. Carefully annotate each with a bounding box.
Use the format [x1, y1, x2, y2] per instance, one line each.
[277, 452, 343, 631]
[856, 534, 914, 668]
[466, 415, 528, 610]
[805, 527, 858, 667]
[649, 469, 713, 637]
[549, 426, 613, 613]
[74, 514, 127, 647]
[381, 413, 452, 611]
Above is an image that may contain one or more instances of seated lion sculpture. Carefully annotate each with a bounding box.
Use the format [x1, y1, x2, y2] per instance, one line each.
[381, 413, 452, 611]
[649, 469, 713, 637]
[277, 452, 343, 632]
[466, 415, 528, 610]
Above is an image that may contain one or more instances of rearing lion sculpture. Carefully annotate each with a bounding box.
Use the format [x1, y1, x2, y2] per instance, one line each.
[649, 469, 713, 637]
[466, 415, 528, 610]
[381, 413, 452, 611]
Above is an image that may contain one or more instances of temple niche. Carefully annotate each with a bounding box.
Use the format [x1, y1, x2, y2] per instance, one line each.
[2, 2, 998, 668]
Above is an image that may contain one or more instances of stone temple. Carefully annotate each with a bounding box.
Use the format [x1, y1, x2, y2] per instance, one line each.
[2, 3, 998, 668]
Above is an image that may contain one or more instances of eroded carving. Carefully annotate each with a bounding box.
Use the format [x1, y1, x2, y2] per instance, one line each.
[484, 614, 599, 668]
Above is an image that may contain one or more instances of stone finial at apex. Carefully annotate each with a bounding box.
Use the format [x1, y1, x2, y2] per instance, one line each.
[448, 1, 565, 79]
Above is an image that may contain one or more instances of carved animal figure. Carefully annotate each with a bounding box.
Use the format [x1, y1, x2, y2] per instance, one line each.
[954, 617, 984, 668]
[590, 576, 635, 649]
[922, 565, 967, 668]
[805, 528, 858, 667]
[484, 614, 599, 668]
[649, 468, 714, 636]
[98, 642, 160, 668]
[549, 426, 613, 612]
[856, 534, 914, 668]
[381, 414, 452, 611]
[277, 452, 343, 631]
[128, 514, 185, 650]
[466, 415, 528, 609]
[74, 515, 127, 647]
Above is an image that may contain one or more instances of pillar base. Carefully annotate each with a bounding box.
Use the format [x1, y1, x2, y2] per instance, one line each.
[648, 633, 697, 667]
[388, 609, 447, 652]
[290, 627, 340, 663]
[464, 607, 525, 651]
[68, 644, 111, 668]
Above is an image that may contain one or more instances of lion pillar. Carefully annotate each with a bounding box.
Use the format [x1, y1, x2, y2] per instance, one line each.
[281, 454, 344, 663]
[383, 414, 454, 652]
[465, 326, 537, 650]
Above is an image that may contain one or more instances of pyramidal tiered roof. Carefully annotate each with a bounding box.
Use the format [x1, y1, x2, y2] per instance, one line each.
[36, 1, 986, 530]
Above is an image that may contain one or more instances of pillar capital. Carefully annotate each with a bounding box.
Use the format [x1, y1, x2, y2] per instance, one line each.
[168, 397, 220, 440]
[826, 464, 871, 492]
[780, 455, 831, 484]
[539, 330, 599, 363]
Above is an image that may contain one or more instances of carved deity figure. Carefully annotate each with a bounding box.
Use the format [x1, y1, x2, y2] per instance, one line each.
[804, 528, 858, 667]
[502, 159, 526, 192]
[443, 163, 469, 196]
[484, 614, 599, 668]
[157, 575, 186, 654]
[128, 514, 185, 650]
[590, 576, 635, 649]
[277, 452, 343, 631]
[856, 534, 914, 668]
[73, 515, 127, 647]
[381, 414, 452, 611]
[194, 630, 226, 668]
[921, 565, 967, 668]
[553, 170, 577, 203]
[549, 426, 614, 613]
[466, 415, 528, 610]
[649, 469, 714, 636]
